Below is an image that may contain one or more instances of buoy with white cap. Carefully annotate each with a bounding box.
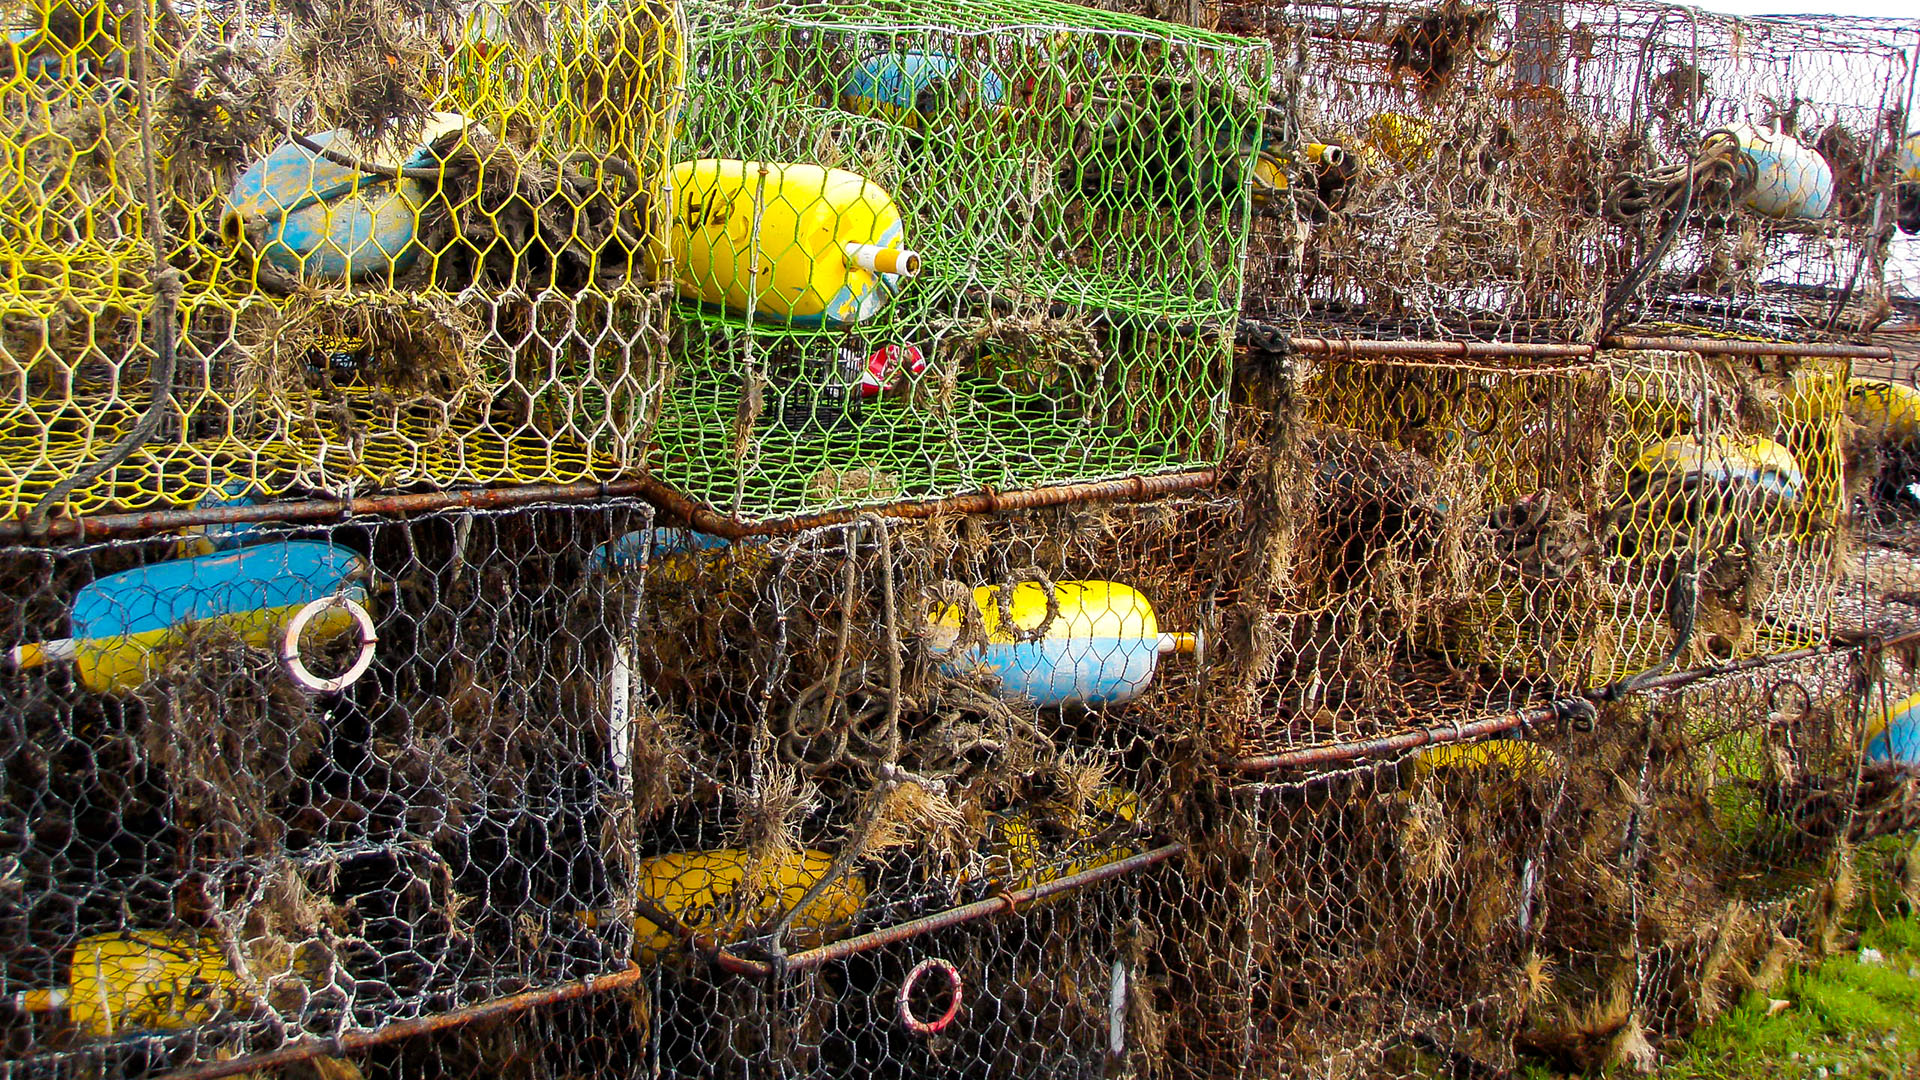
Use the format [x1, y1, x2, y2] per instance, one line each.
[927, 580, 1194, 708]
[1724, 123, 1834, 221]
[660, 159, 923, 326]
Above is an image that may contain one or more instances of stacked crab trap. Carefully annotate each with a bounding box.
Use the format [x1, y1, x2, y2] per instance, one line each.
[0, 0, 680, 523]
[6, 0, 1920, 1079]
[654, 0, 1267, 522]
[1225, 0, 1915, 345]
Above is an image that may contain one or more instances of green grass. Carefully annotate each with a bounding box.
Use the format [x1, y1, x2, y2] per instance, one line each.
[1657, 838, 1920, 1080]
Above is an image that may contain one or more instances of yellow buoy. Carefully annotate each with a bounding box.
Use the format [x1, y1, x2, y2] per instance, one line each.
[964, 784, 1143, 898]
[9, 931, 244, 1037]
[1629, 433, 1806, 502]
[1364, 113, 1437, 169]
[628, 848, 867, 963]
[1846, 378, 1920, 445]
[1411, 740, 1561, 780]
[659, 159, 921, 326]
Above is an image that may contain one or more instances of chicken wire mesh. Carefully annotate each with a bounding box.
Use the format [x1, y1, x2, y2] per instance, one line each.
[1206, 343, 1850, 761]
[1203, 646, 1884, 1080]
[0, 0, 681, 524]
[2, 462, 1920, 1077]
[6, 2, 1920, 1080]
[1, 500, 657, 1075]
[1220, 0, 1919, 343]
[654, 0, 1267, 522]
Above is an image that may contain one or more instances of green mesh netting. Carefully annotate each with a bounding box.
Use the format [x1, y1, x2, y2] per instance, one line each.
[654, 0, 1270, 521]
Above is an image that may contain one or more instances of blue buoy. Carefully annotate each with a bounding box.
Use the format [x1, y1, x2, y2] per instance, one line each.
[589, 528, 734, 571]
[841, 51, 1007, 131]
[222, 113, 468, 283]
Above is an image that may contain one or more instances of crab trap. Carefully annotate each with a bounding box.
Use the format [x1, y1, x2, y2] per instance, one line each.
[1219, 0, 1919, 343]
[1200, 745, 1566, 1077]
[651, 0, 1269, 523]
[0, 501, 658, 1075]
[1192, 635, 1889, 1078]
[0, 0, 682, 524]
[0, 500, 1213, 1077]
[1207, 340, 1853, 762]
[1532, 653, 1874, 1066]
[615, 506, 1229, 799]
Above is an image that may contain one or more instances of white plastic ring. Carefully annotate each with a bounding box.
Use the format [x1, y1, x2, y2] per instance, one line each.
[280, 595, 377, 694]
[897, 957, 962, 1036]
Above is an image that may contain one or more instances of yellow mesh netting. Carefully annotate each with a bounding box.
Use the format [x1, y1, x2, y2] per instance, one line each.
[1, 0, 682, 520]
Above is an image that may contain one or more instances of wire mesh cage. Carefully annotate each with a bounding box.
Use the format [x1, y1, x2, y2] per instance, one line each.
[1219, 0, 1919, 343]
[653, 0, 1269, 523]
[1525, 654, 1872, 1074]
[0, 500, 655, 1074]
[0, 0, 682, 525]
[1191, 642, 1887, 1079]
[1602, 348, 1849, 674]
[1209, 342, 1853, 763]
[1572, 9, 1918, 342]
[1214, 752, 1565, 1077]
[5, 2, 1920, 1079]
[618, 509, 1203, 834]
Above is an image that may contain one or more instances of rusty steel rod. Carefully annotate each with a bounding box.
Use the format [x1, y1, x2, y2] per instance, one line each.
[1285, 337, 1597, 359]
[1234, 626, 1920, 773]
[0, 471, 1219, 545]
[1602, 334, 1895, 359]
[158, 965, 650, 1080]
[1252, 331, 1896, 362]
[155, 843, 1183, 1079]
[712, 841, 1189, 977]
[1232, 710, 1545, 772]
[741, 472, 1219, 538]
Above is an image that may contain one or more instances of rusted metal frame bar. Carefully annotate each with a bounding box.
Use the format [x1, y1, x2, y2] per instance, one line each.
[157, 965, 651, 1080]
[1251, 331, 1892, 362]
[0, 478, 673, 545]
[1285, 337, 1597, 359]
[1233, 627, 1920, 773]
[0, 471, 1220, 545]
[1232, 710, 1546, 772]
[711, 841, 1189, 977]
[157, 844, 1182, 1080]
[727, 471, 1221, 538]
[1602, 335, 1896, 359]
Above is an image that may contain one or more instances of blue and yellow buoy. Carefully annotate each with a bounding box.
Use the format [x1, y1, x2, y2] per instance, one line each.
[590, 527, 732, 570]
[6, 541, 372, 695]
[1866, 691, 1920, 765]
[929, 581, 1192, 709]
[589, 528, 768, 588]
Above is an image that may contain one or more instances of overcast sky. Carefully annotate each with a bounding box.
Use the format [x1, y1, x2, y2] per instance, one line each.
[1689, 0, 1916, 18]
